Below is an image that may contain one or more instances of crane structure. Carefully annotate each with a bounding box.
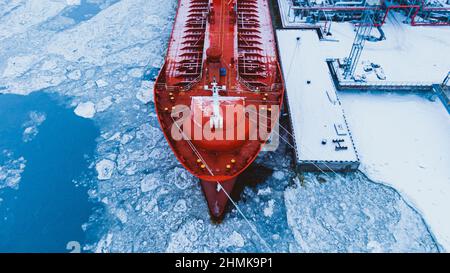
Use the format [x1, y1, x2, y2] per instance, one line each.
[343, 8, 375, 79]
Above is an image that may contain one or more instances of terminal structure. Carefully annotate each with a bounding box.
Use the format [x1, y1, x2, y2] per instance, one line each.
[275, 0, 449, 172]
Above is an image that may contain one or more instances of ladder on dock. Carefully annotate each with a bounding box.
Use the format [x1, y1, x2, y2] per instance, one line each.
[343, 8, 375, 79]
[442, 72, 450, 89]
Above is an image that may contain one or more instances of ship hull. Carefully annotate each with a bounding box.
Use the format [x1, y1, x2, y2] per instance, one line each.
[200, 178, 236, 220]
[154, 0, 284, 219]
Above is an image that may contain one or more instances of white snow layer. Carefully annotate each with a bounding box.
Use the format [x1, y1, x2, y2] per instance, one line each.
[74, 102, 96, 118]
[276, 29, 359, 163]
[324, 16, 450, 84]
[96, 159, 115, 180]
[0, 0, 69, 41]
[278, 9, 450, 84]
[66, 0, 81, 6]
[285, 173, 438, 253]
[340, 92, 450, 251]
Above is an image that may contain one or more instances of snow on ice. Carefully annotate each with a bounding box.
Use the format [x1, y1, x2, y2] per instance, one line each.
[340, 92, 450, 251]
[285, 172, 439, 252]
[96, 159, 115, 180]
[22, 111, 47, 142]
[140, 175, 158, 193]
[95, 79, 108, 88]
[95, 96, 113, 113]
[136, 81, 154, 104]
[263, 200, 275, 218]
[66, 0, 81, 6]
[0, 0, 445, 252]
[74, 101, 96, 118]
[221, 231, 245, 248]
[0, 0, 69, 40]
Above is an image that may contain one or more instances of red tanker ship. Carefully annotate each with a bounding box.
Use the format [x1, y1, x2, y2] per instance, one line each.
[154, 0, 284, 219]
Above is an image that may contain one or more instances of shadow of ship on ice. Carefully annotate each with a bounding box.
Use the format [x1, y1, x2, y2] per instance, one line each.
[209, 163, 274, 223]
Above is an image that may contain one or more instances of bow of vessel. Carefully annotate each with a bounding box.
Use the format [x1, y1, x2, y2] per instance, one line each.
[154, 0, 284, 219]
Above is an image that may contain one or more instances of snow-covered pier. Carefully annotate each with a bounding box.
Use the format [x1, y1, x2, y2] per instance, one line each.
[276, 29, 360, 172]
[274, 2, 450, 249]
[327, 60, 435, 92]
[328, 62, 450, 114]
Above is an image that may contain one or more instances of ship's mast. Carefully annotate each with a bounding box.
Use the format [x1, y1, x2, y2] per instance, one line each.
[204, 77, 226, 129]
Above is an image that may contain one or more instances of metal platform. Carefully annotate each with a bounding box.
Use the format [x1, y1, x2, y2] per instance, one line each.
[276, 29, 360, 172]
[277, 0, 450, 29]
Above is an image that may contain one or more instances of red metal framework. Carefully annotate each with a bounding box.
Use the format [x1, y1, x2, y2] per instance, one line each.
[286, 0, 450, 26]
[237, 0, 268, 89]
[411, 7, 450, 25]
[174, 0, 209, 88]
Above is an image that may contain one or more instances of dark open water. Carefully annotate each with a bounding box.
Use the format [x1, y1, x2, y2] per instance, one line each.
[0, 92, 99, 253]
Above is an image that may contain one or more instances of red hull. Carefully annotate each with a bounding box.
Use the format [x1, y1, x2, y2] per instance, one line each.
[154, 0, 284, 218]
[200, 178, 236, 219]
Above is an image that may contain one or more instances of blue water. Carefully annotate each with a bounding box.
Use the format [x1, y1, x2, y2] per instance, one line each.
[0, 92, 99, 253]
[63, 0, 120, 23]
[63, 0, 102, 23]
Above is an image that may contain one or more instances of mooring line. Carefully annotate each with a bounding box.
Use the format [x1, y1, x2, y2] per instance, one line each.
[170, 116, 273, 252]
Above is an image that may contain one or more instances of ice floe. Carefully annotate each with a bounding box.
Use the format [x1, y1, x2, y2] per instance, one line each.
[67, 69, 82, 80]
[66, 0, 81, 6]
[0, 0, 69, 40]
[95, 159, 115, 180]
[0, 150, 27, 190]
[95, 96, 113, 113]
[136, 81, 154, 104]
[222, 231, 245, 248]
[263, 200, 275, 218]
[95, 79, 108, 88]
[173, 199, 187, 213]
[22, 111, 47, 142]
[340, 92, 450, 251]
[140, 175, 158, 193]
[74, 101, 96, 118]
[115, 208, 128, 224]
[285, 173, 439, 252]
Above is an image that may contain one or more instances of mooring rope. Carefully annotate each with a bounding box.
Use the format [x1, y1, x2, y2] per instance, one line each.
[246, 108, 353, 184]
[170, 115, 273, 252]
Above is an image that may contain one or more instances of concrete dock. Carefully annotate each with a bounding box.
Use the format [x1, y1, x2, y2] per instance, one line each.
[276, 29, 360, 172]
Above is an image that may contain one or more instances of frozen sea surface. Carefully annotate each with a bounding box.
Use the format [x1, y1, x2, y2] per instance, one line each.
[340, 91, 450, 251]
[0, 0, 441, 252]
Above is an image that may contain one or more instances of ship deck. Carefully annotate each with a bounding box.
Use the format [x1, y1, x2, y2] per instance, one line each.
[155, 0, 284, 181]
